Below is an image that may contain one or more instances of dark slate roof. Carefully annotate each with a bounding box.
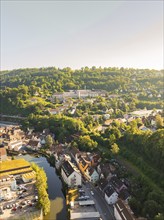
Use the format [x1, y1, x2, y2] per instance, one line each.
[119, 188, 131, 201]
[104, 186, 116, 197]
[28, 140, 39, 147]
[87, 167, 95, 176]
[110, 176, 124, 189]
[61, 160, 74, 177]
[99, 179, 108, 191]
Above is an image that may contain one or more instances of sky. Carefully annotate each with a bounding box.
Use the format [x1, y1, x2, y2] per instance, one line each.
[1, 0, 163, 70]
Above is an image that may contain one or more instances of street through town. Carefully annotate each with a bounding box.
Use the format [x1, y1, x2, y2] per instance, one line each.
[83, 182, 115, 220]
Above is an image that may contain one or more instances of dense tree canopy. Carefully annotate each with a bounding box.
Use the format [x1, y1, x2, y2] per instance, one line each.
[31, 162, 50, 216]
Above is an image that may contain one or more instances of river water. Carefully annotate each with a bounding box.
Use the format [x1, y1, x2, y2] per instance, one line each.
[17, 155, 67, 220]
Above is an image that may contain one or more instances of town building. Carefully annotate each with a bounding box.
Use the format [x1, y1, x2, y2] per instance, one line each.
[85, 167, 99, 183]
[8, 140, 23, 151]
[51, 89, 107, 101]
[61, 160, 82, 187]
[28, 140, 41, 150]
[76, 152, 100, 183]
[104, 186, 118, 205]
[110, 176, 127, 193]
[114, 199, 136, 220]
[119, 188, 131, 203]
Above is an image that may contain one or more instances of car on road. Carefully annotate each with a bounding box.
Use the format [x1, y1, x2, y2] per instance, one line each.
[18, 195, 24, 199]
[78, 196, 87, 201]
[91, 191, 94, 195]
[79, 189, 84, 192]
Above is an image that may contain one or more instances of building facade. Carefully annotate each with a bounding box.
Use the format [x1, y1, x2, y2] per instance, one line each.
[61, 160, 82, 187]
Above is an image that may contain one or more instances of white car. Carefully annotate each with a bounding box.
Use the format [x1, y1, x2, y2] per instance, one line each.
[91, 191, 94, 195]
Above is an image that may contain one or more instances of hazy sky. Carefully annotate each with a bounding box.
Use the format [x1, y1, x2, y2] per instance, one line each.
[1, 0, 163, 70]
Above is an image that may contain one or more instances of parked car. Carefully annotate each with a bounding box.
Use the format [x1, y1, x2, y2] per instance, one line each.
[91, 191, 94, 195]
[12, 207, 17, 211]
[34, 196, 38, 202]
[21, 201, 27, 205]
[80, 192, 85, 196]
[6, 205, 9, 209]
[17, 191, 23, 195]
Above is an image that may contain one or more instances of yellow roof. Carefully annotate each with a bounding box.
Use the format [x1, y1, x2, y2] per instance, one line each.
[0, 168, 33, 177]
[22, 171, 36, 179]
[0, 159, 30, 172]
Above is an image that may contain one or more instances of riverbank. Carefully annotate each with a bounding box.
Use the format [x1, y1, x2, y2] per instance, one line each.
[15, 154, 67, 220]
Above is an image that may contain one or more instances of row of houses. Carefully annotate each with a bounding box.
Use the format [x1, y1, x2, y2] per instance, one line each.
[55, 147, 138, 220]
[0, 126, 25, 142]
[75, 152, 100, 183]
[98, 177, 130, 205]
[54, 146, 101, 187]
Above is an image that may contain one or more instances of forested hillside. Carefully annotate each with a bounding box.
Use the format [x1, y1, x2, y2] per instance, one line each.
[0, 67, 163, 117]
[0, 67, 163, 93]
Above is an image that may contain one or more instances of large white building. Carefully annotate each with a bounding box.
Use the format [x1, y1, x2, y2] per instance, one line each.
[51, 90, 107, 101]
[61, 160, 82, 187]
[104, 186, 118, 205]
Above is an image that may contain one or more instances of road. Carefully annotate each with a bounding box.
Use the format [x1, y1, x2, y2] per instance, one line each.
[83, 182, 115, 220]
[0, 115, 26, 119]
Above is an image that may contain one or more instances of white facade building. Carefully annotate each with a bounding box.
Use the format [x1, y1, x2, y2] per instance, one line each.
[104, 186, 118, 205]
[8, 140, 23, 151]
[86, 167, 99, 183]
[61, 160, 82, 187]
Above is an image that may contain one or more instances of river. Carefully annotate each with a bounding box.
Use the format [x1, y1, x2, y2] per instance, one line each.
[17, 154, 67, 220]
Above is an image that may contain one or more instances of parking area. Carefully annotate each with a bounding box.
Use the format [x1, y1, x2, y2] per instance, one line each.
[0, 178, 39, 219]
[69, 185, 101, 220]
[75, 185, 93, 202]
